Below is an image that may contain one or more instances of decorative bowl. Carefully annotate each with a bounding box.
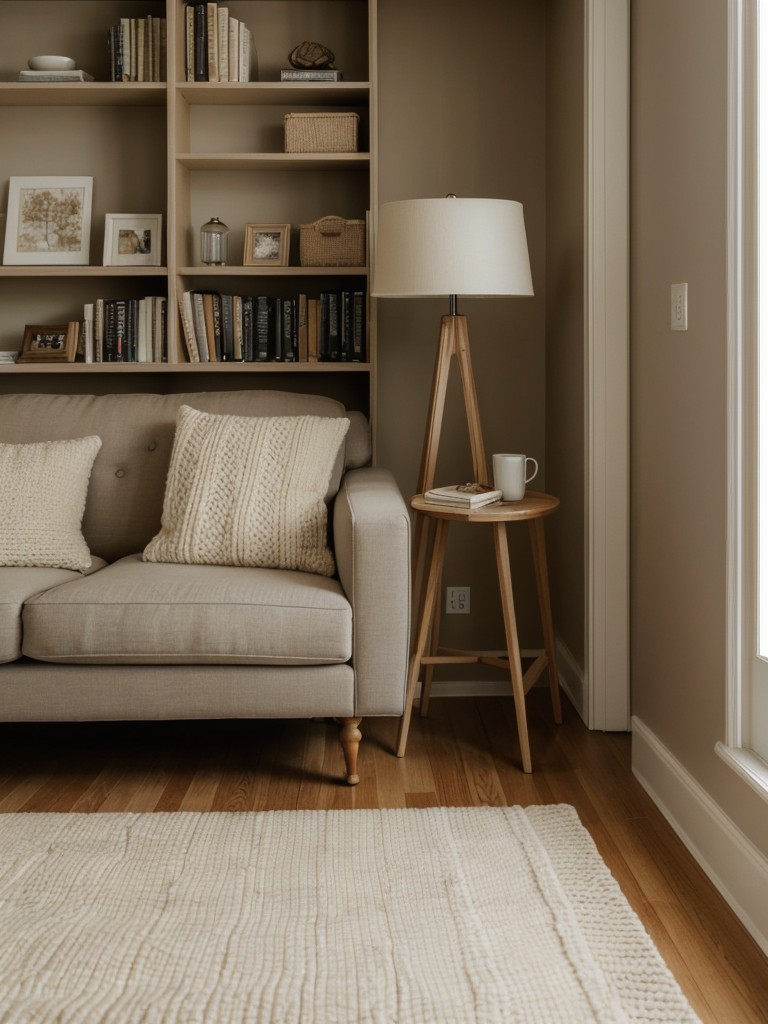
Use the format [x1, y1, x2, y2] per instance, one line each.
[28, 55, 76, 71]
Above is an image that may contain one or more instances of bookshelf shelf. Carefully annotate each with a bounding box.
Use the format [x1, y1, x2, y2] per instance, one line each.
[0, 0, 377, 419]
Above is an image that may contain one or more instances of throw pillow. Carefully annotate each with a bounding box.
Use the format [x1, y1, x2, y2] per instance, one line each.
[0, 435, 102, 571]
[143, 406, 350, 576]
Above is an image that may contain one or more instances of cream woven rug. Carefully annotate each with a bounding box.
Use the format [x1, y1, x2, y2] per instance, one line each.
[0, 806, 701, 1024]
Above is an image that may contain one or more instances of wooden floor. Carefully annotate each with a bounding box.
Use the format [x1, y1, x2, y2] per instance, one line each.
[0, 691, 766, 1022]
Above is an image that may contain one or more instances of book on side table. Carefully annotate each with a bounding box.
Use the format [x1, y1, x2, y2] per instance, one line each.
[424, 483, 502, 509]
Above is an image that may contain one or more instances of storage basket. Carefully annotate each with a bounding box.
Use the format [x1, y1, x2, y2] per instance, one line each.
[284, 112, 359, 153]
[299, 215, 366, 267]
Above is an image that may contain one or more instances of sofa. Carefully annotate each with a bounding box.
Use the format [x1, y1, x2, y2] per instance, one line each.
[0, 389, 411, 785]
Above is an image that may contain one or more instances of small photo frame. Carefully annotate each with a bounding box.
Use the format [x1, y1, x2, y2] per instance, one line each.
[243, 223, 290, 266]
[3, 176, 93, 266]
[17, 322, 79, 363]
[103, 213, 163, 267]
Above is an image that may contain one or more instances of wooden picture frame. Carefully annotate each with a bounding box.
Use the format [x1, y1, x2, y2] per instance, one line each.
[243, 223, 290, 266]
[3, 176, 93, 265]
[17, 322, 79, 363]
[103, 213, 163, 267]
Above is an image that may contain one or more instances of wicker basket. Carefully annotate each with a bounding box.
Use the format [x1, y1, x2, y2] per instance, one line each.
[299, 216, 366, 267]
[284, 112, 359, 153]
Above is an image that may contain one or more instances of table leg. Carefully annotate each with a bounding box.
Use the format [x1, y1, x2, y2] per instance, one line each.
[493, 521, 533, 773]
[397, 518, 449, 757]
[529, 518, 563, 724]
[419, 559, 443, 718]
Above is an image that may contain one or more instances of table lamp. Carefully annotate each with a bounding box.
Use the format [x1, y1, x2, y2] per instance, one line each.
[371, 196, 534, 494]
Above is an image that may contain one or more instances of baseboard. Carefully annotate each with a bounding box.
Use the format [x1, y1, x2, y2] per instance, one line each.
[632, 715, 768, 957]
[555, 636, 588, 723]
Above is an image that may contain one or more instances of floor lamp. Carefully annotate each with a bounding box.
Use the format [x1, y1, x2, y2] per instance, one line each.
[371, 196, 534, 496]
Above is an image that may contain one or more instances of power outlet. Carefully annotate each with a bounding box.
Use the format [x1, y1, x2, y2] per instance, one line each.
[671, 283, 688, 331]
[446, 587, 470, 614]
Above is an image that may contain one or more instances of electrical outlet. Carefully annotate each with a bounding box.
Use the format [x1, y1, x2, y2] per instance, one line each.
[671, 283, 688, 331]
[446, 587, 470, 614]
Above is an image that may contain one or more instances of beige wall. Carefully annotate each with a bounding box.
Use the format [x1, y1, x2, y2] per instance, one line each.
[377, 0, 558, 657]
[631, 0, 768, 852]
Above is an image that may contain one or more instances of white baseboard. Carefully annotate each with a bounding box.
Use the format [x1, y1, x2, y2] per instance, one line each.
[632, 715, 768, 957]
[555, 636, 588, 723]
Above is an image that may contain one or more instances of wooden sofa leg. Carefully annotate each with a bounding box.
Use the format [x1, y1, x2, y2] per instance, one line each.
[336, 716, 363, 786]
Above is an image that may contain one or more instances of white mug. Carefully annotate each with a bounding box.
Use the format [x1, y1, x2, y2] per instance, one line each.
[492, 453, 538, 501]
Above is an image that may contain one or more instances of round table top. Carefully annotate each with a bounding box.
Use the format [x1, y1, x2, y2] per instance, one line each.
[410, 489, 560, 523]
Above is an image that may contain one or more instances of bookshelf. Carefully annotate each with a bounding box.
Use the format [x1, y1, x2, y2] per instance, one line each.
[0, 0, 377, 421]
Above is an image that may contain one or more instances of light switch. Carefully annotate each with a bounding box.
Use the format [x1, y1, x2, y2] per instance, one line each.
[671, 283, 688, 331]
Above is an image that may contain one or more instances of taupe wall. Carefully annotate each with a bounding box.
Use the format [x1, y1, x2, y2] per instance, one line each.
[544, 0, 585, 670]
[377, 0, 582, 660]
[632, 0, 768, 851]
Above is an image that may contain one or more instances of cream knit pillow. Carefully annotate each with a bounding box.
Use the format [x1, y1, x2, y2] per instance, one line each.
[143, 406, 350, 576]
[0, 435, 102, 571]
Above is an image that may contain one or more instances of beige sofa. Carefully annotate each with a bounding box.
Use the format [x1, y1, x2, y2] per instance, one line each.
[0, 390, 410, 784]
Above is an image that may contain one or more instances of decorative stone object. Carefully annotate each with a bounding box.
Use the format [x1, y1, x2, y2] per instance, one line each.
[288, 41, 335, 70]
[28, 55, 76, 71]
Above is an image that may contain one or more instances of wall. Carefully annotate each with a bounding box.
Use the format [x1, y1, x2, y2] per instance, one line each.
[544, 0, 586, 675]
[631, 0, 768, 950]
[377, 0, 560, 663]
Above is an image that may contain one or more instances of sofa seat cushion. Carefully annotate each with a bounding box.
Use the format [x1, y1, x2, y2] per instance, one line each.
[0, 560, 107, 663]
[21, 554, 352, 666]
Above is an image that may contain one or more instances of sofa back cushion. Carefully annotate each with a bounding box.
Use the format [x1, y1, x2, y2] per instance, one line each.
[0, 391, 371, 563]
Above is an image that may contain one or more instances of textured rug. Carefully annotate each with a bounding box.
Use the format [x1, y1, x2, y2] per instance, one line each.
[0, 806, 700, 1024]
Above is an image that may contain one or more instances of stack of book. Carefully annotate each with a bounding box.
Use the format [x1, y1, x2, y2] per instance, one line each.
[108, 17, 167, 82]
[179, 290, 366, 364]
[83, 297, 167, 363]
[184, 3, 257, 82]
[280, 69, 343, 82]
[424, 484, 503, 509]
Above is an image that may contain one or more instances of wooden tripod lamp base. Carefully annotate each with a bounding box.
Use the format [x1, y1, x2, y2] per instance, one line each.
[417, 313, 490, 496]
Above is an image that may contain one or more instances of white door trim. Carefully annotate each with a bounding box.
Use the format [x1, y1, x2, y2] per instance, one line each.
[585, 0, 630, 730]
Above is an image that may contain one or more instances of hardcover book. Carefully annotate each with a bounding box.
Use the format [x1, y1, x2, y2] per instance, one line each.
[424, 483, 503, 508]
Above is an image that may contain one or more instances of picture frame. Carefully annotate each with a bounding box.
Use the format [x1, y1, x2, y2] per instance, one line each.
[17, 322, 79, 363]
[243, 223, 290, 266]
[103, 213, 163, 267]
[3, 176, 93, 266]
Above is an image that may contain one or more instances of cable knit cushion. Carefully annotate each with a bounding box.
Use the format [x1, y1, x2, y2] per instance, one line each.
[0, 436, 102, 571]
[143, 406, 350, 576]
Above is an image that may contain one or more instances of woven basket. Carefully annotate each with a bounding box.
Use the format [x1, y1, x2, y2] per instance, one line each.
[299, 216, 366, 267]
[284, 112, 359, 153]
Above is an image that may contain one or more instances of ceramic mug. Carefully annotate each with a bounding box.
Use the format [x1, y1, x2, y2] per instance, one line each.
[492, 453, 538, 501]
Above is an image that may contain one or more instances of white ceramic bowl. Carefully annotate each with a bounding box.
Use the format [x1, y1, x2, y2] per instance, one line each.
[28, 55, 76, 71]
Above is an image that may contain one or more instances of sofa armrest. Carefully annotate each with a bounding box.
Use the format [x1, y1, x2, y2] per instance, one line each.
[333, 467, 410, 716]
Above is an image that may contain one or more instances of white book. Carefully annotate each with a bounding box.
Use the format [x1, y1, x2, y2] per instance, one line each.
[217, 6, 229, 82]
[238, 24, 258, 82]
[180, 291, 200, 363]
[228, 16, 239, 83]
[83, 303, 94, 363]
[424, 484, 503, 508]
[185, 6, 194, 81]
[137, 298, 149, 362]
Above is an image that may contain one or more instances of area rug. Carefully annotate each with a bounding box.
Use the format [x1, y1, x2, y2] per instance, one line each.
[0, 806, 700, 1024]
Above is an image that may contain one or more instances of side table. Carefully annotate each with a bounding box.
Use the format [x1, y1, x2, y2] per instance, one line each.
[397, 490, 563, 773]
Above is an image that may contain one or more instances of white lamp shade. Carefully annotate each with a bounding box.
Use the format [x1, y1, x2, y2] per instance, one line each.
[372, 197, 533, 298]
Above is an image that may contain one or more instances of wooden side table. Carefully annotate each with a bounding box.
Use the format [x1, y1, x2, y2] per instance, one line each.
[397, 490, 563, 773]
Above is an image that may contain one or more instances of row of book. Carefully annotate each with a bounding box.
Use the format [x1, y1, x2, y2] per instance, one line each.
[108, 17, 167, 82]
[81, 297, 167, 363]
[184, 3, 258, 83]
[180, 291, 366, 364]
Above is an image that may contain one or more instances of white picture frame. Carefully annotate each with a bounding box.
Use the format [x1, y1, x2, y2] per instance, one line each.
[3, 175, 93, 265]
[103, 213, 163, 267]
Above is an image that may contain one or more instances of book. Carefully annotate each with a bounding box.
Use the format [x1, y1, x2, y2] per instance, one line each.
[228, 16, 239, 82]
[18, 70, 94, 82]
[238, 23, 257, 82]
[217, 5, 229, 81]
[194, 3, 207, 80]
[424, 484, 503, 509]
[206, 3, 219, 82]
[280, 69, 343, 82]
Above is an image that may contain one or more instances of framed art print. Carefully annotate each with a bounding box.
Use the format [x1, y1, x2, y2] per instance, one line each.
[243, 223, 290, 266]
[3, 176, 93, 265]
[103, 213, 163, 267]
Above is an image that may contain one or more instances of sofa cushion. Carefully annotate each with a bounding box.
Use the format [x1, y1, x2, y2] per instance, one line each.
[0, 392, 371, 564]
[22, 554, 352, 665]
[0, 560, 107, 663]
[143, 407, 349, 576]
[0, 435, 102, 571]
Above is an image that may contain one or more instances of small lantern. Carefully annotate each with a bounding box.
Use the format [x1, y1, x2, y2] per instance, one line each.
[200, 217, 229, 265]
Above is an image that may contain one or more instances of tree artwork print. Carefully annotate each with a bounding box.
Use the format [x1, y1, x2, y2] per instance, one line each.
[17, 186, 85, 252]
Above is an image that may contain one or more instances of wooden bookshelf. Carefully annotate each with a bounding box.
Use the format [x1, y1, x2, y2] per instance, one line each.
[0, 0, 377, 419]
